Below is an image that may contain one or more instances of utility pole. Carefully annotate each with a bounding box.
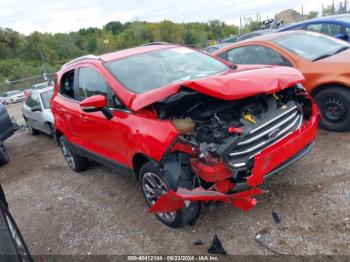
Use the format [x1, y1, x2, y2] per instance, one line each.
[38, 46, 48, 81]
[239, 17, 242, 34]
[322, 3, 324, 16]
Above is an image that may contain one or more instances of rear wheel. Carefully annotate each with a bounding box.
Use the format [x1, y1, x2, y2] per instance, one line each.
[59, 136, 89, 172]
[314, 87, 350, 132]
[139, 161, 199, 228]
[25, 118, 39, 135]
[47, 123, 56, 140]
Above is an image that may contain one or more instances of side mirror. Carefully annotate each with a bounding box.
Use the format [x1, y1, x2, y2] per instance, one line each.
[31, 105, 42, 112]
[79, 95, 113, 120]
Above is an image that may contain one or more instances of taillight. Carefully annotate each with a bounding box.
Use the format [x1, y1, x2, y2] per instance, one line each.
[24, 90, 31, 102]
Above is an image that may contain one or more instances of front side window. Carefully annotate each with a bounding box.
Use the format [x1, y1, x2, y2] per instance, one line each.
[78, 68, 108, 100]
[306, 23, 322, 33]
[226, 45, 291, 66]
[273, 31, 349, 61]
[26, 93, 41, 108]
[60, 70, 75, 99]
[105, 47, 228, 93]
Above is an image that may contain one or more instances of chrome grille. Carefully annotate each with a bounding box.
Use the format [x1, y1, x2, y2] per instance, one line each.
[228, 99, 303, 166]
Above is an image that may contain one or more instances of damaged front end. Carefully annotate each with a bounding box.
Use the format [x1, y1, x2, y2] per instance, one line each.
[149, 84, 318, 213]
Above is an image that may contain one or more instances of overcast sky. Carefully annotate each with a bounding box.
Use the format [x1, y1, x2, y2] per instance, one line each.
[0, 0, 334, 35]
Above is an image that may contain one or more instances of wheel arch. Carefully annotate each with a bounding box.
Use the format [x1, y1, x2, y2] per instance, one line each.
[132, 153, 156, 181]
[311, 83, 350, 97]
[54, 128, 64, 144]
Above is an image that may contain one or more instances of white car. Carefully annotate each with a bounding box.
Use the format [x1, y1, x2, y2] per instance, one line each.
[1, 90, 25, 104]
[22, 87, 55, 137]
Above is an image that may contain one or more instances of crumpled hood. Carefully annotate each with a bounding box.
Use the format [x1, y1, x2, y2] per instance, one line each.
[129, 65, 304, 111]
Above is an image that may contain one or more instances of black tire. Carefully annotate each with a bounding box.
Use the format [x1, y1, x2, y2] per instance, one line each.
[0, 143, 9, 166]
[24, 118, 39, 135]
[47, 123, 56, 140]
[59, 136, 89, 172]
[314, 87, 350, 132]
[139, 161, 200, 228]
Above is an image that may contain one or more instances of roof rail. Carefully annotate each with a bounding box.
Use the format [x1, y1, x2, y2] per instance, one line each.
[139, 42, 172, 46]
[61, 55, 100, 69]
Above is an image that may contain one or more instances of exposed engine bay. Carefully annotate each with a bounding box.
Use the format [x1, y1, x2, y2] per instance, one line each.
[154, 85, 312, 184]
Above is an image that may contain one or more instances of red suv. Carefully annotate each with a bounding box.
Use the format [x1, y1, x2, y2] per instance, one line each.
[51, 43, 318, 228]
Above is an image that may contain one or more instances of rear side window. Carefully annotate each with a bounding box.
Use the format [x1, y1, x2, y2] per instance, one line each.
[78, 68, 108, 100]
[60, 70, 75, 99]
[321, 23, 343, 36]
[25, 93, 41, 108]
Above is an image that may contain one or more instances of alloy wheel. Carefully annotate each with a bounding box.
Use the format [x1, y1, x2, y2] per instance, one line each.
[142, 172, 176, 222]
[60, 139, 75, 169]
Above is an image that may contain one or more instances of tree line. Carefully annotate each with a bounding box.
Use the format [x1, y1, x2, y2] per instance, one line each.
[0, 20, 238, 83]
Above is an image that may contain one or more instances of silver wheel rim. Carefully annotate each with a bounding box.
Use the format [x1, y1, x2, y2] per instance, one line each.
[142, 172, 176, 222]
[60, 140, 75, 169]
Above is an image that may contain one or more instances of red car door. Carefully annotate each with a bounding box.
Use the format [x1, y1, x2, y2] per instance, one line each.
[52, 69, 83, 144]
[73, 65, 129, 167]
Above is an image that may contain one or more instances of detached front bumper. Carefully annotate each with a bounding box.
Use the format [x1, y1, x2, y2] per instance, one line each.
[150, 188, 265, 213]
[150, 104, 318, 213]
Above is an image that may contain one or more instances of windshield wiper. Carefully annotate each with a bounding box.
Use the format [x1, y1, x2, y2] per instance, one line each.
[312, 46, 350, 62]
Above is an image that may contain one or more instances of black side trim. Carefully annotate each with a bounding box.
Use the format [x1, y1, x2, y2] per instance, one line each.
[69, 142, 133, 176]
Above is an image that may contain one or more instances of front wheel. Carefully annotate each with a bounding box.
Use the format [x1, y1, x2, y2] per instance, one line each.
[314, 87, 350, 132]
[59, 136, 89, 172]
[139, 161, 199, 228]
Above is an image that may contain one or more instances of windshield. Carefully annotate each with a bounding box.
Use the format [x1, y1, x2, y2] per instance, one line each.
[40, 89, 53, 109]
[273, 31, 349, 61]
[105, 47, 228, 93]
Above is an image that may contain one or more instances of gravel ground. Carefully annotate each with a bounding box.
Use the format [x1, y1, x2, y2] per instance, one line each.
[0, 103, 349, 256]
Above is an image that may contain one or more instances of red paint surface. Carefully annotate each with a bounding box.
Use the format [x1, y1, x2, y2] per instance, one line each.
[248, 103, 319, 187]
[149, 188, 264, 213]
[52, 44, 318, 215]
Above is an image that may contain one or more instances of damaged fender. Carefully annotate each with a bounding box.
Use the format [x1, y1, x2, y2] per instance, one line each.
[149, 187, 264, 213]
